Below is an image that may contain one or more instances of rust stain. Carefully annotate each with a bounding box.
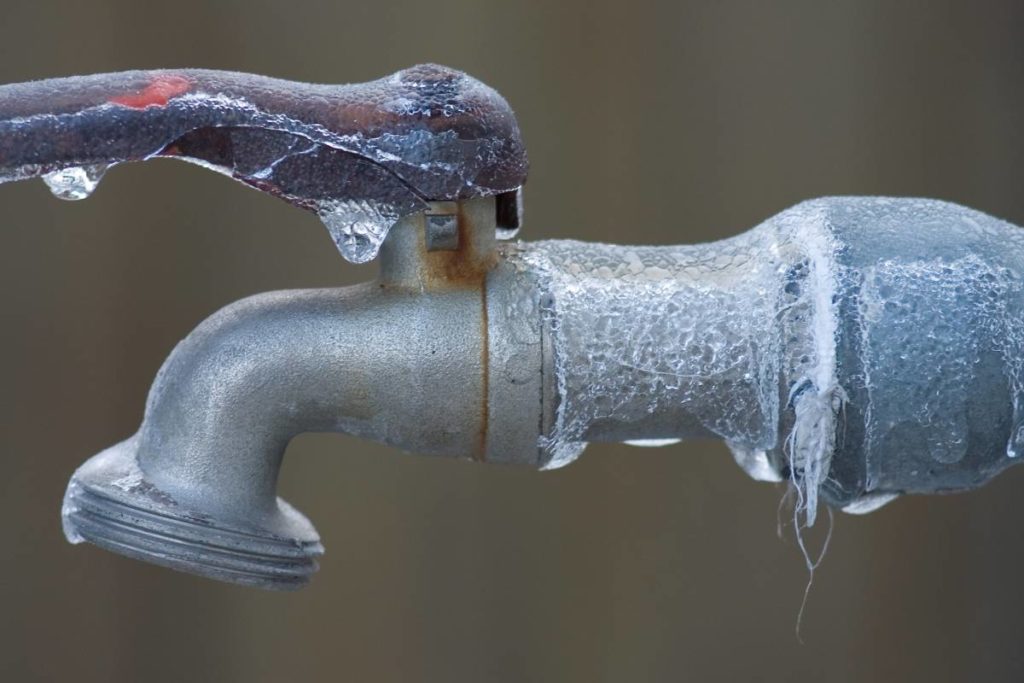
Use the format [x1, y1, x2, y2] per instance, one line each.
[418, 203, 494, 460]
[416, 202, 495, 461]
[420, 204, 497, 290]
[110, 75, 191, 109]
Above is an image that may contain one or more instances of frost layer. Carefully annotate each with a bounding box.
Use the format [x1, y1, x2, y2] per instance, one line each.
[514, 197, 1024, 519]
[509, 211, 820, 481]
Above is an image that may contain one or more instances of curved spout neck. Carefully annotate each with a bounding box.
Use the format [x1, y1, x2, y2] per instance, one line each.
[62, 197, 553, 589]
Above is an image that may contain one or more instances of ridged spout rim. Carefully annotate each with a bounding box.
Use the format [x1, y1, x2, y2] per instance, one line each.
[63, 438, 323, 590]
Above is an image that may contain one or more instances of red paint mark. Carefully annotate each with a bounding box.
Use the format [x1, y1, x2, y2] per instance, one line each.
[110, 75, 191, 109]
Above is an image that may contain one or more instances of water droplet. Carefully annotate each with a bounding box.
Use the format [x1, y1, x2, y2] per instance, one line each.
[496, 226, 521, 241]
[539, 438, 587, 470]
[42, 164, 108, 200]
[1006, 396, 1024, 458]
[623, 438, 682, 448]
[1008, 422, 1024, 458]
[728, 443, 781, 482]
[318, 199, 399, 264]
[1008, 429, 1024, 458]
[841, 492, 899, 515]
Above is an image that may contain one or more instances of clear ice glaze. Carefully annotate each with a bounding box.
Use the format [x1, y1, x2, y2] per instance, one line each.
[515, 197, 1024, 519]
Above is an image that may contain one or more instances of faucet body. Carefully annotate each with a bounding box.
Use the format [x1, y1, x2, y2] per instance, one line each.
[4, 65, 1023, 588]
[64, 192, 1024, 587]
[64, 197, 557, 588]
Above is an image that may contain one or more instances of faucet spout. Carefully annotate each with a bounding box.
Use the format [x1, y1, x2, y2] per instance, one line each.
[61, 198, 553, 589]
[135, 284, 494, 524]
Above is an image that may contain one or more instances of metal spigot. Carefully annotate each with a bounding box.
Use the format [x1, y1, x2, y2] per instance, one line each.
[4, 65, 1024, 589]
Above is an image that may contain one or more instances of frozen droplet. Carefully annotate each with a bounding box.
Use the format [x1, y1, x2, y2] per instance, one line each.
[496, 226, 521, 241]
[42, 164, 108, 200]
[623, 438, 682, 448]
[841, 492, 899, 515]
[728, 443, 782, 482]
[1008, 424, 1024, 458]
[539, 438, 587, 470]
[318, 199, 399, 264]
[1006, 395, 1024, 458]
[1007, 428, 1024, 458]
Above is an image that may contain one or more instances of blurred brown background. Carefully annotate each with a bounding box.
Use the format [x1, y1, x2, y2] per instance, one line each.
[2, 1, 1024, 681]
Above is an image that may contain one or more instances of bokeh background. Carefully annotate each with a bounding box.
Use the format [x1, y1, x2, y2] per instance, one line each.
[2, 1, 1024, 681]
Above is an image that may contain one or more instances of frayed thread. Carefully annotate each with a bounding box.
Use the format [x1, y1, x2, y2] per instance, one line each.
[785, 380, 845, 527]
[781, 378, 845, 641]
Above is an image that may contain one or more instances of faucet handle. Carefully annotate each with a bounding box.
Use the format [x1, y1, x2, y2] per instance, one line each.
[0, 64, 527, 263]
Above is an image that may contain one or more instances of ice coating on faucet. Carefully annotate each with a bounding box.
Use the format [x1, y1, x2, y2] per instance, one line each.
[0, 65, 528, 262]
[514, 197, 1024, 521]
[513, 225, 795, 473]
[826, 198, 1024, 502]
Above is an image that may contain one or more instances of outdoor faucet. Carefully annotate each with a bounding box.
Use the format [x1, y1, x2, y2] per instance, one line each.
[3, 65, 1024, 589]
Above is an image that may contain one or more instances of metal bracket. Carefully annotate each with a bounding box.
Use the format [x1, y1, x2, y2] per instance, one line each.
[425, 202, 460, 251]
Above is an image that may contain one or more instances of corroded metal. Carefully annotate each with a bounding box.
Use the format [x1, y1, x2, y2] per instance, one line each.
[0, 65, 527, 263]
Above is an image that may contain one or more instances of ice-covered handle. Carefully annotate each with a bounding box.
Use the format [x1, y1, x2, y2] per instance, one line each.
[0, 64, 528, 263]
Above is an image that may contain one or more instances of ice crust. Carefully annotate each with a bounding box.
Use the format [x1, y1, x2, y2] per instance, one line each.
[512, 221, 800, 471]
[515, 197, 1024, 518]
[830, 197, 1024, 504]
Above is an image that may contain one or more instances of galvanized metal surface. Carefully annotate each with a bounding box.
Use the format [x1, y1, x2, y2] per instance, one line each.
[62, 196, 557, 588]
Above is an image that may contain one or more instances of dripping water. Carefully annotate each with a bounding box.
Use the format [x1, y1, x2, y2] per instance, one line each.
[42, 164, 109, 201]
[623, 438, 682, 447]
[317, 199, 400, 264]
[1007, 396, 1024, 458]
